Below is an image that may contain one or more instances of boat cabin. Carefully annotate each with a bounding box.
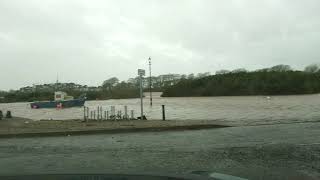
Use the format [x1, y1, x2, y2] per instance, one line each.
[54, 91, 74, 101]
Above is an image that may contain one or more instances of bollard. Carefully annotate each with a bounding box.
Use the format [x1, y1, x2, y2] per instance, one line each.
[162, 105, 165, 121]
[0, 110, 2, 120]
[107, 111, 109, 120]
[90, 111, 93, 120]
[93, 111, 96, 120]
[124, 106, 128, 120]
[6, 111, 12, 118]
[104, 111, 107, 120]
[83, 106, 86, 121]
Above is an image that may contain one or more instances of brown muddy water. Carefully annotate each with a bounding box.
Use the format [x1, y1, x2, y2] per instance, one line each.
[0, 92, 320, 126]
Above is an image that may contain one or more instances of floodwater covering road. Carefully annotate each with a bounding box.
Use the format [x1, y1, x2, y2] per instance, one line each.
[0, 122, 319, 180]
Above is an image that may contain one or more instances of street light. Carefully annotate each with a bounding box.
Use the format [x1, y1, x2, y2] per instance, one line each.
[148, 57, 152, 106]
[138, 69, 145, 120]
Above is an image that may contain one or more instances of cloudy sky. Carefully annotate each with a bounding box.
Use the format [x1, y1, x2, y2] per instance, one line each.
[1, 0, 320, 90]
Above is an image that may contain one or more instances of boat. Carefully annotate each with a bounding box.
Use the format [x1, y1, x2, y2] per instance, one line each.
[30, 91, 86, 109]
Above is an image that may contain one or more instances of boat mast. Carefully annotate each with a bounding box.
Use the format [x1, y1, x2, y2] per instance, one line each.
[55, 73, 59, 91]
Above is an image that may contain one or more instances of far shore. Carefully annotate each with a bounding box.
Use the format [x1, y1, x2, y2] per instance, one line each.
[0, 117, 230, 138]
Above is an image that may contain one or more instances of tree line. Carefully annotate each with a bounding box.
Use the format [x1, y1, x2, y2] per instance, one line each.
[0, 80, 140, 103]
[162, 64, 320, 97]
[1, 64, 319, 102]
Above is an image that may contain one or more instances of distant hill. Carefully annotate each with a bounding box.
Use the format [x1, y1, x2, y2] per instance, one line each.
[162, 71, 320, 97]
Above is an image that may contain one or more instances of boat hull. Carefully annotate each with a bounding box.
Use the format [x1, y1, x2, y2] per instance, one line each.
[30, 99, 85, 109]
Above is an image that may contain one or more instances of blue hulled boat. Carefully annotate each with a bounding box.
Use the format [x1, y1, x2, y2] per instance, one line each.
[30, 91, 86, 109]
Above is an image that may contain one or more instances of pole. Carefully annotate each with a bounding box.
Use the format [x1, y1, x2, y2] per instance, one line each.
[139, 74, 144, 120]
[162, 105, 165, 121]
[86, 107, 89, 122]
[149, 57, 152, 106]
[97, 106, 99, 120]
[83, 106, 86, 121]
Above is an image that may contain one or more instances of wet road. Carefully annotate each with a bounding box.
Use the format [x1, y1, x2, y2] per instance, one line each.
[0, 122, 319, 180]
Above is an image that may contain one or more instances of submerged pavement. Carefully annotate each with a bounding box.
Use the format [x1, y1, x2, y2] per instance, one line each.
[0, 122, 319, 180]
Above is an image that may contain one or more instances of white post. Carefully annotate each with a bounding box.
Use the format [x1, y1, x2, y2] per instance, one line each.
[139, 75, 143, 119]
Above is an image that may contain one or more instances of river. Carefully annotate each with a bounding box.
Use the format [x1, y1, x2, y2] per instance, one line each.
[0, 92, 320, 125]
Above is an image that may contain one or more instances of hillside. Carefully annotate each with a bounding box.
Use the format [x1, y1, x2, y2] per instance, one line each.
[162, 71, 320, 97]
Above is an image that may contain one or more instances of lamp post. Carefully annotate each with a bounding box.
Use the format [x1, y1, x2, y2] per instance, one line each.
[138, 69, 145, 120]
[148, 57, 152, 106]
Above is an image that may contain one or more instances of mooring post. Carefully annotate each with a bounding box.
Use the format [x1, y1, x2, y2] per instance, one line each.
[162, 105, 166, 121]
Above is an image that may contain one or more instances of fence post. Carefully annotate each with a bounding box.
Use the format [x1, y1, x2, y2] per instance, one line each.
[162, 105, 166, 121]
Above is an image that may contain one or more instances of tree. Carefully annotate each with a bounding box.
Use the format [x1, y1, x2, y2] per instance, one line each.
[216, 70, 230, 75]
[187, 73, 195, 79]
[196, 72, 211, 78]
[102, 77, 119, 90]
[162, 71, 320, 97]
[304, 64, 319, 73]
[232, 68, 247, 73]
[181, 74, 187, 79]
[269, 64, 292, 72]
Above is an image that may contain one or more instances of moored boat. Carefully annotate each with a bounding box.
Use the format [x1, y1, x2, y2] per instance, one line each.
[30, 91, 86, 109]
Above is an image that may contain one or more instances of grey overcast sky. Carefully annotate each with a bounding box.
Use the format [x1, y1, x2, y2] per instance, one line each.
[1, 0, 320, 90]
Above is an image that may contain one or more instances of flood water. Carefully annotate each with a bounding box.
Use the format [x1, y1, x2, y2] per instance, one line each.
[0, 92, 320, 125]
